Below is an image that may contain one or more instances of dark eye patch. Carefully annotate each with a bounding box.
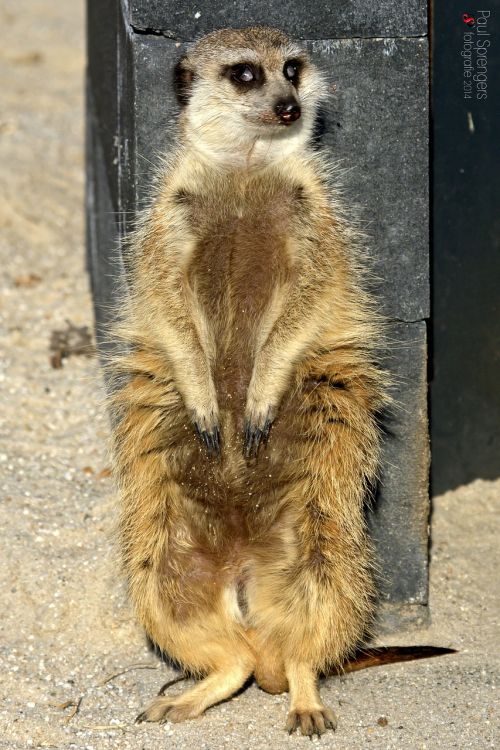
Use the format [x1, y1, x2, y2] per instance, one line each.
[283, 58, 303, 85]
[222, 62, 265, 90]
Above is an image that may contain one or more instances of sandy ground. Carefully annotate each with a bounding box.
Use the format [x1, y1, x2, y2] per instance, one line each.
[0, 1, 499, 748]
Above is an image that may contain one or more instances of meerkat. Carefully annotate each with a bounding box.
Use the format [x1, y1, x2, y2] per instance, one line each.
[107, 26, 389, 736]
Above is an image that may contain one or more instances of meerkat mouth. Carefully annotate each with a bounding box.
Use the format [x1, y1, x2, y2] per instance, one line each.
[244, 112, 302, 131]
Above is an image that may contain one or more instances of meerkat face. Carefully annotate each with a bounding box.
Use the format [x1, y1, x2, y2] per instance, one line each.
[174, 27, 327, 166]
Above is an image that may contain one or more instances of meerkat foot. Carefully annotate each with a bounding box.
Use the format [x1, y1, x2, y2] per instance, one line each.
[136, 663, 252, 725]
[285, 706, 337, 737]
[284, 662, 337, 736]
[136, 695, 202, 724]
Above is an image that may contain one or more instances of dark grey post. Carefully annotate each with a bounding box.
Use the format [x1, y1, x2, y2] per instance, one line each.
[86, 1, 430, 632]
[431, 4, 500, 495]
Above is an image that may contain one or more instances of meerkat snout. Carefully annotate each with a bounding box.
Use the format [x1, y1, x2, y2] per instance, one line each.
[274, 97, 301, 124]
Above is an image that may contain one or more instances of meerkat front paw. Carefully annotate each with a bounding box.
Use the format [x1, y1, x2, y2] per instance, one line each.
[194, 421, 220, 456]
[190, 407, 221, 457]
[243, 402, 275, 458]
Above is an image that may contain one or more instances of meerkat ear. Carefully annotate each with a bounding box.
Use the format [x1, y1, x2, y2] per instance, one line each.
[174, 55, 195, 106]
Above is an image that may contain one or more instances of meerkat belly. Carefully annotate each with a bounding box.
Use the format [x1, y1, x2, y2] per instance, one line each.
[190, 210, 294, 412]
[179, 187, 300, 513]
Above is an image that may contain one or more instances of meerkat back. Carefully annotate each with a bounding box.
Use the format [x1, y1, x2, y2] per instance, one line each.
[108, 26, 389, 737]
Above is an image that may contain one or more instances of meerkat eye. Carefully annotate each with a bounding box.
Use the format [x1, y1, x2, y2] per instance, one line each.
[283, 60, 300, 83]
[223, 62, 264, 89]
[231, 64, 255, 83]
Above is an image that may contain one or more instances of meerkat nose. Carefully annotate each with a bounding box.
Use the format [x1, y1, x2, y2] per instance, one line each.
[274, 99, 301, 124]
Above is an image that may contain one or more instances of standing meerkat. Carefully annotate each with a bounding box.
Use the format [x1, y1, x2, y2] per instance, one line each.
[108, 26, 389, 736]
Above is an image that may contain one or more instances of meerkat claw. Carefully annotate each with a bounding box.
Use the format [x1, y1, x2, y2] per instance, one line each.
[243, 421, 253, 458]
[243, 423, 263, 458]
[194, 422, 221, 456]
[244, 412, 274, 457]
[262, 417, 273, 443]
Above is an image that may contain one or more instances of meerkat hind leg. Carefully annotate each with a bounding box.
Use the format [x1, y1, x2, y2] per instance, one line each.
[285, 662, 337, 737]
[136, 659, 252, 724]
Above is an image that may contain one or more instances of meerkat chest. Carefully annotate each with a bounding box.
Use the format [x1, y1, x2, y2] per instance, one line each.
[186, 180, 301, 321]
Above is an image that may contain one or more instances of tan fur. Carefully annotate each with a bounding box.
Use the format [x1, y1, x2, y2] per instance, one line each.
[106, 27, 390, 736]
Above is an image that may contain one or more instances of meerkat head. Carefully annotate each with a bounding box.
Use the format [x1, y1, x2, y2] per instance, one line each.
[174, 27, 327, 167]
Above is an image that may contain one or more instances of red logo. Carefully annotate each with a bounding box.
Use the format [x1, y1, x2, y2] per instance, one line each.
[462, 13, 475, 26]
